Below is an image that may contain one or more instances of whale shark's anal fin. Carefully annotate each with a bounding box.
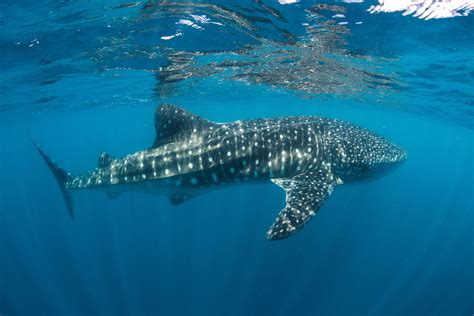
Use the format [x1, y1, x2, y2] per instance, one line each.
[268, 167, 335, 240]
[152, 104, 218, 148]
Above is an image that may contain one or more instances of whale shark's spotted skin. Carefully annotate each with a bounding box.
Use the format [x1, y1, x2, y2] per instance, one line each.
[35, 104, 407, 240]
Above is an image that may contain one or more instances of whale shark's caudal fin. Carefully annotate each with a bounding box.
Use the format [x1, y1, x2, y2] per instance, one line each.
[31, 141, 75, 221]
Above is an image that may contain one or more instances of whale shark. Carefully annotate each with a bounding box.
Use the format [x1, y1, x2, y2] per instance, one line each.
[33, 104, 407, 240]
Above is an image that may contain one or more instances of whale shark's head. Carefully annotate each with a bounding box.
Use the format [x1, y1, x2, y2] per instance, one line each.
[375, 141, 407, 175]
[370, 137, 407, 165]
[388, 143, 408, 163]
[328, 122, 407, 183]
[359, 140, 408, 182]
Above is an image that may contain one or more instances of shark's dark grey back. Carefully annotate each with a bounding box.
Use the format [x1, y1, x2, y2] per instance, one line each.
[323, 121, 407, 182]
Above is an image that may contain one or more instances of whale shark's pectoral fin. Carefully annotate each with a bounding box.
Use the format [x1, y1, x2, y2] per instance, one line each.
[267, 167, 335, 241]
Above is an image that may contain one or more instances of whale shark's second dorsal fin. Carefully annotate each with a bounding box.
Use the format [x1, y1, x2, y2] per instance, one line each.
[98, 152, 115, 168]
[152, 104, 217, 148]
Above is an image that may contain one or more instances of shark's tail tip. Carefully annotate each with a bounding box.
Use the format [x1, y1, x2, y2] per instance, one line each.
[32, 140, 75, 221]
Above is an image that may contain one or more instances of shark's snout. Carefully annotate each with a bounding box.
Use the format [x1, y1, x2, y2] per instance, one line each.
[392, 144, 408, 163]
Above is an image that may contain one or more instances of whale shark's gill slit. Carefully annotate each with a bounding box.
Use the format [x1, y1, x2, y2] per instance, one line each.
[31, 141, 75, 221]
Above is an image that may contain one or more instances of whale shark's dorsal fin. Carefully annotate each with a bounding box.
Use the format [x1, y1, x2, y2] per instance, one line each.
[98, 152, 115, 168]
[267, 165, 335, 240]
[152, 104, 217, 148]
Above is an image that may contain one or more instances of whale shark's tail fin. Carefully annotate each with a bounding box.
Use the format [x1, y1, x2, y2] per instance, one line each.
[31, 141, 75, 221]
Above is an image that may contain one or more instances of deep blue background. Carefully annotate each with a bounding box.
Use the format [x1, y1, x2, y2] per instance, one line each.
[1, 1, 473, 315]
[1, 94, 473, 315]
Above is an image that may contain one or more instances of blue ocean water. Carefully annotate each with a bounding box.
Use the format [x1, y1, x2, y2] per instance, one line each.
[1, 1, 473, 315]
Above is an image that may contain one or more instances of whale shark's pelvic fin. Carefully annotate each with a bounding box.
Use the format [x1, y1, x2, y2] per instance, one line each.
[167, 192, 196, 206]
[267, 166, 335, 240]
[151, 104, 218, 148]
[104, 191, 120, 200]
[31, 141, 75, 221]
